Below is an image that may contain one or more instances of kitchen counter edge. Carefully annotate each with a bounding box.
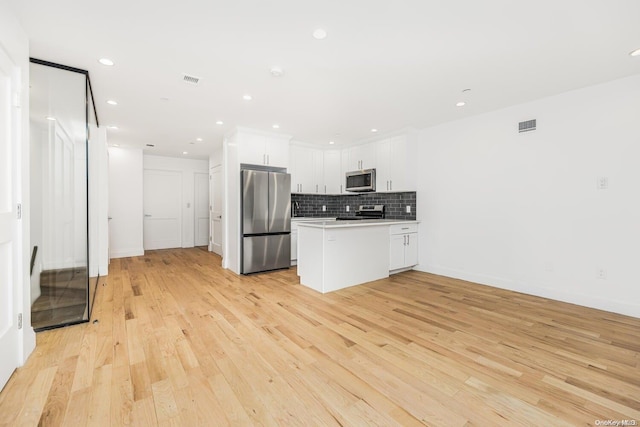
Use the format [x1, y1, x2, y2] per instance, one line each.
[296, 219, 419, 229]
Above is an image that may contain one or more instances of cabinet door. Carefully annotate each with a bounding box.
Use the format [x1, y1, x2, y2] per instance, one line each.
[376, 139, 391, 191]
[240, 134, 266, 165]
[291, 230, 298, 261]
[291, 146, 314, 193]
[290, 145, 302, 192]
[340, 149, 350, 193]
[350, 144, 375, 170]
[388, 135, 408, 191]
[265, 137, 289, 167]
[311, 149, 324, 193]
[324, 150, 342, 194]
[405, 232, 418, 266]
[389, 234, 406, 270]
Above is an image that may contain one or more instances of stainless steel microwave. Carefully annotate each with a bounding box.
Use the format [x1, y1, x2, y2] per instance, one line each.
[345, 169, 376, 192]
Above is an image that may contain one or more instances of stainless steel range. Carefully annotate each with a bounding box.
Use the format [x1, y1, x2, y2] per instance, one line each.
[336, 205, 385, 221]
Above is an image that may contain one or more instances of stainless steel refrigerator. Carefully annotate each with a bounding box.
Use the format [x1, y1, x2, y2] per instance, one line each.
[241, 169, 291, 274]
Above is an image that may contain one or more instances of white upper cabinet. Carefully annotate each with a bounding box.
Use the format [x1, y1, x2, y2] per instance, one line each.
[290, 144, 324, 193]
[238, 129, 290, 168]
[345, 143, 376, 171]
[324, 150, 342, 194]
[375, 133, 416, 192]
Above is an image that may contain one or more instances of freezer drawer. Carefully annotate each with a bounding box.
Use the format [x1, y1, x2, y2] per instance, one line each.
[242, 234, 291, 274]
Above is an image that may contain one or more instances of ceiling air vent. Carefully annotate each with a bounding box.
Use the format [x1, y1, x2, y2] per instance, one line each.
[518, 119, 536, 133]
[182, 74, 201, 85]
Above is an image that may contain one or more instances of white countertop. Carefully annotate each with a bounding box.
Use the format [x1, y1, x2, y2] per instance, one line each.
[296, 219, 418, 229]
[292, 217, 336, 222]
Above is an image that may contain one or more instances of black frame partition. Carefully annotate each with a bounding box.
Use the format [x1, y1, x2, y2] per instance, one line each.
[29, 58, 100, 331]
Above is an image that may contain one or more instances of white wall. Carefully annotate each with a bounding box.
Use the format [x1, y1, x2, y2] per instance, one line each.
[222, 131, 239, 272]
[143, 155, 208, 248]
[108, 147, 144, 258]
[89, 126, 109, 276]
[416, 74, 640, 318]
[1, 0, 36, 362]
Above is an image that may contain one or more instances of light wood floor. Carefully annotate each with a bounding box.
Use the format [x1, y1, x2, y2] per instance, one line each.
[1, 248, 638, 426]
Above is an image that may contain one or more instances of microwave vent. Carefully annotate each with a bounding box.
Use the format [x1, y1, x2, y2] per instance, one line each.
[182, 74, 201, 85]
[518, 119, 536, 133]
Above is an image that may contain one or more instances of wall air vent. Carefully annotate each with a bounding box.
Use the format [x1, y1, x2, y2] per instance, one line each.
[182, 74, 201, 85]
[519, 119, 536, 133]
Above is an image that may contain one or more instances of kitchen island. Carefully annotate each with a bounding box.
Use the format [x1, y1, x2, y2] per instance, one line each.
[297, 219, 418, 293]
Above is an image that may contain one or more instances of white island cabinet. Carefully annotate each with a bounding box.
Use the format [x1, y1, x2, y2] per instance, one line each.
[297, 219, 419, 293]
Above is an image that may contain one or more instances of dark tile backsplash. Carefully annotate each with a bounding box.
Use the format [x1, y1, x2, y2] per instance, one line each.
[291, 191, 416, 220]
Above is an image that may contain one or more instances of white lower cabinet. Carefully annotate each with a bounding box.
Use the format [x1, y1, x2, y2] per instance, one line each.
[291, 228, 298, 263]
[389, 223, 418, 272]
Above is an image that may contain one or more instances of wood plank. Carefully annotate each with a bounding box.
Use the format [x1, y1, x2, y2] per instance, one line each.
[0, 248, 638, 425]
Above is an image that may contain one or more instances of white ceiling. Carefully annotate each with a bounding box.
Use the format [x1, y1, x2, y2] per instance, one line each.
[10, 0, 640, 159]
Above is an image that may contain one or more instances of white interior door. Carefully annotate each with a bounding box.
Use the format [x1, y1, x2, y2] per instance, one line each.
[143, 169, 182, 250]
[210, 166, 222, 256]
[0, 44, 20, 391]
[194, 172, 209, 247]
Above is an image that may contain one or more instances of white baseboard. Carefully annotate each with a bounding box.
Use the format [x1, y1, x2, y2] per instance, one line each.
[416, 264, 640, 319]
[110, 248, 144, 259]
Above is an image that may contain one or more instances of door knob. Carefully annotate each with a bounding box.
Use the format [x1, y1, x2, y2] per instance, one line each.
[144, 214, 152, 217]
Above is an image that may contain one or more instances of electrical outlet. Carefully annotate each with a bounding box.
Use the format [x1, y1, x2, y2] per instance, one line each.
[596, 268, 607, 279]
[406, 205, 411, 213]
[346, 205, 350, 212]
[597, 176, 608, 190]
[322, 205, 326, 212]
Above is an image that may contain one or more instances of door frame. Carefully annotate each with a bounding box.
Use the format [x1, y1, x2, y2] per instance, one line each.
[0, 28, 36, 390]
[193, 172, 209, 247]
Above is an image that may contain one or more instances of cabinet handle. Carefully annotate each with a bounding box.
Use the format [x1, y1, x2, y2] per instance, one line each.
[324, 185, 327, 194]
[390, 180, 392, 191]
[340, 184, 343, 193]
[407, 235, 409, 245]
[386, 181, 389, 191]
[267, 154, 270, 165]
[404, 235, 407, 245]
[316, 184, 318, 193]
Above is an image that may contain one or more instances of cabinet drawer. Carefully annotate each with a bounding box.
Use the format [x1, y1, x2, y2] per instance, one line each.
[389, 223, 418, 235]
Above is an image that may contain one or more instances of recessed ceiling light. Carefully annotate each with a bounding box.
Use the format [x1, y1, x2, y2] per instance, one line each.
[98, 58, 114, 66]
[456, 101, 466, 107]
[630, 48, 640, 57]
[371, 128, 378, 133]
[160, 97, 170, 102]
[106, 100, 118, 105]
[112, 144, 120, 147]
[272, 124, 280, 129]
[270, 67, 284, 77]
[243, 94, 252, 101]
[216, 120, 224, 125]
[45, 116, 56, 121]
[329, 141, 335, 145]
[313, 28, 327, 40]
[182, 151, 188, 155]
[196, 137, 203, 142]
[107, 125, 119, 130]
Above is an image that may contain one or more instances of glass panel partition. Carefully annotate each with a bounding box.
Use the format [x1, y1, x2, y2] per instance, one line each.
[29, 59, 98, 330]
